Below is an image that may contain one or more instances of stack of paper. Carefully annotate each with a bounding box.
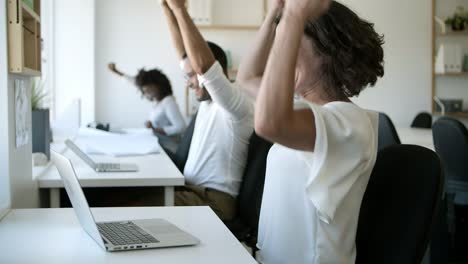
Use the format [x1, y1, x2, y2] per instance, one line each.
[77, 128, 160, 157]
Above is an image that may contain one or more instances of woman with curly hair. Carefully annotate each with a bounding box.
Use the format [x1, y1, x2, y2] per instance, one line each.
[237, 0, 384, 263]
[108, 64, 186, 152]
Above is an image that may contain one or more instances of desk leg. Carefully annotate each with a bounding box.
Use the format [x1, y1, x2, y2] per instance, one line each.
[164, 186, 175, 206]
[50, 189, 60, 208]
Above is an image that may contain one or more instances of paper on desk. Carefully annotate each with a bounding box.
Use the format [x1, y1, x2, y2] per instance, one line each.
[77, 128, 160, 156]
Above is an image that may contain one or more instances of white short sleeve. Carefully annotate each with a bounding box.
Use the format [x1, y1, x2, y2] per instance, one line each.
[300, 102, 378, 223]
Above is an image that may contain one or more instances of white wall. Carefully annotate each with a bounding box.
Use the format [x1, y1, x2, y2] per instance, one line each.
[53, 0, 95, 125]
[343, 0, 432, 126]
[0, 0, 11, 214]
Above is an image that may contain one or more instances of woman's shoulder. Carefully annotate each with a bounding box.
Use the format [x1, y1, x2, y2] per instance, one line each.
[319, 101, 377, 124]
[308, 101, 378, 143]
[160, 95, 178, 105]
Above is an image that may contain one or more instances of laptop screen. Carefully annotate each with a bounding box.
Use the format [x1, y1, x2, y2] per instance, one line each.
[65, 140, 97, 169]
[51, 150, 106, 250]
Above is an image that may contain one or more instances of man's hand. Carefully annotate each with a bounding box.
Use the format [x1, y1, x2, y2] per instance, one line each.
[153, 127, 167, 135]
[166, 0, 186, 11]
[284, 0, 330, 22]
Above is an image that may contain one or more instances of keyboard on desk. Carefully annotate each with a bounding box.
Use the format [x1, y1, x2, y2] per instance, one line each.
[97, 222, 159, 246]
[97, 163, 120, 170]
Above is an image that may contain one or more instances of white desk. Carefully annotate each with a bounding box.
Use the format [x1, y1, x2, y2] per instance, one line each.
[396, 127, 435, 151]
[0, 207, 257, 264]
[38, 147, 185, 207]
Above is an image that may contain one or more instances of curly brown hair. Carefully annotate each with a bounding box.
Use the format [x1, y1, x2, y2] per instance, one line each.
[304, 1, 385, 98]
[135, 68, 173, 100]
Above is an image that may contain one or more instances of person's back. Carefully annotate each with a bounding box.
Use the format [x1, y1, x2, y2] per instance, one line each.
[258, 102, 378, 263]
[235, 0, 385, 262]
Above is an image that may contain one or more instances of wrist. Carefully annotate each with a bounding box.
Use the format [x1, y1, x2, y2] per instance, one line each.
[281, 9, 307, 28]
[266, 7, 281, 24]
[170, 5, 186, 16]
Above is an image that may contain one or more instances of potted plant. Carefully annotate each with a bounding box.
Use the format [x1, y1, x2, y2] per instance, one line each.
[445, 6, 468, 31]
[31, 78, 51, 160]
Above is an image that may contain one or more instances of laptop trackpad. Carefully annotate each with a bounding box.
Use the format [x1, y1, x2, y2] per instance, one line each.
[135, 219, 199, 245]
[136, 219, 184, 234]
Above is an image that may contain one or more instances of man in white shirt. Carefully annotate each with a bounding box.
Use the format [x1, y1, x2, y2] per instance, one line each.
[161, 0, 254, 221]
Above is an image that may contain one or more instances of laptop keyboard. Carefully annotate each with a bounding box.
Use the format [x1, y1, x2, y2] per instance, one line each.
[97, 222, 159, 246]
[99, 163, 120, 170]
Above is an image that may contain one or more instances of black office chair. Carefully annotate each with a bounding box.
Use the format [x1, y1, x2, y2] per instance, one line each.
[356, 145, 444, 264]
[433, 118, 468, 261]
[411, 112, 433, 129]
[433, 118, 468, 197]
[378, 112, 401, 151]
[224, 132, 273, 257]
[169, 113, 197, 172]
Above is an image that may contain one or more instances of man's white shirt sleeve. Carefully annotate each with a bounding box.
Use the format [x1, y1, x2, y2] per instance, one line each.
[197, 62, 253, 121]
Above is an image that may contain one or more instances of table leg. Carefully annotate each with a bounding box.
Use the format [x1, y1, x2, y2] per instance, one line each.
[50, 189, 60, 208]
[164, 186, 175, 206]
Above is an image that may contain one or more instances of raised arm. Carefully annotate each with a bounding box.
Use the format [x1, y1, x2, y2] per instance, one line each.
[160, 0, 186, 59]
[108, 63, 129, 77]
[255, 0, 330, 151]
[165, 0, 215, 75]
[236, 1, 283, 98]
[165, 0, 252, 121]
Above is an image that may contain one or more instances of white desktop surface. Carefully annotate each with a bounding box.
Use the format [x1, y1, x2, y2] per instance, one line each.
[38, 146, 185, 207]
[39, 149, 183, 188]
[396, 127, 434, 151]
[0, 207, 257, 264]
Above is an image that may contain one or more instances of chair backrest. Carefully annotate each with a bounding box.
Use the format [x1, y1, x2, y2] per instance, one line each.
[356, 144, 444, 264]
[237, 132, 273, 234]
[173, 113, 197, 172]
[433, 118, 468, 184]
[378, 112, 401, 151]
[411, 112, 432, 128]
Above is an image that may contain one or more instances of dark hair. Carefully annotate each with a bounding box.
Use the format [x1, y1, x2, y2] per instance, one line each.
[304, 1, 384, 97]
[135, 68, 173, 99]
[207, 41, 228, 74]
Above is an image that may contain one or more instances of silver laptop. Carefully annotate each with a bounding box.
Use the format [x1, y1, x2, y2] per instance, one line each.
[65, 139, 138, 172]
[51, 150, 200, 252]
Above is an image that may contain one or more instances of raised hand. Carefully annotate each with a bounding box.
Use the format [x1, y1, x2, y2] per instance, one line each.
[108, 63, 117, 72]
[284, 0, 331, 22]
